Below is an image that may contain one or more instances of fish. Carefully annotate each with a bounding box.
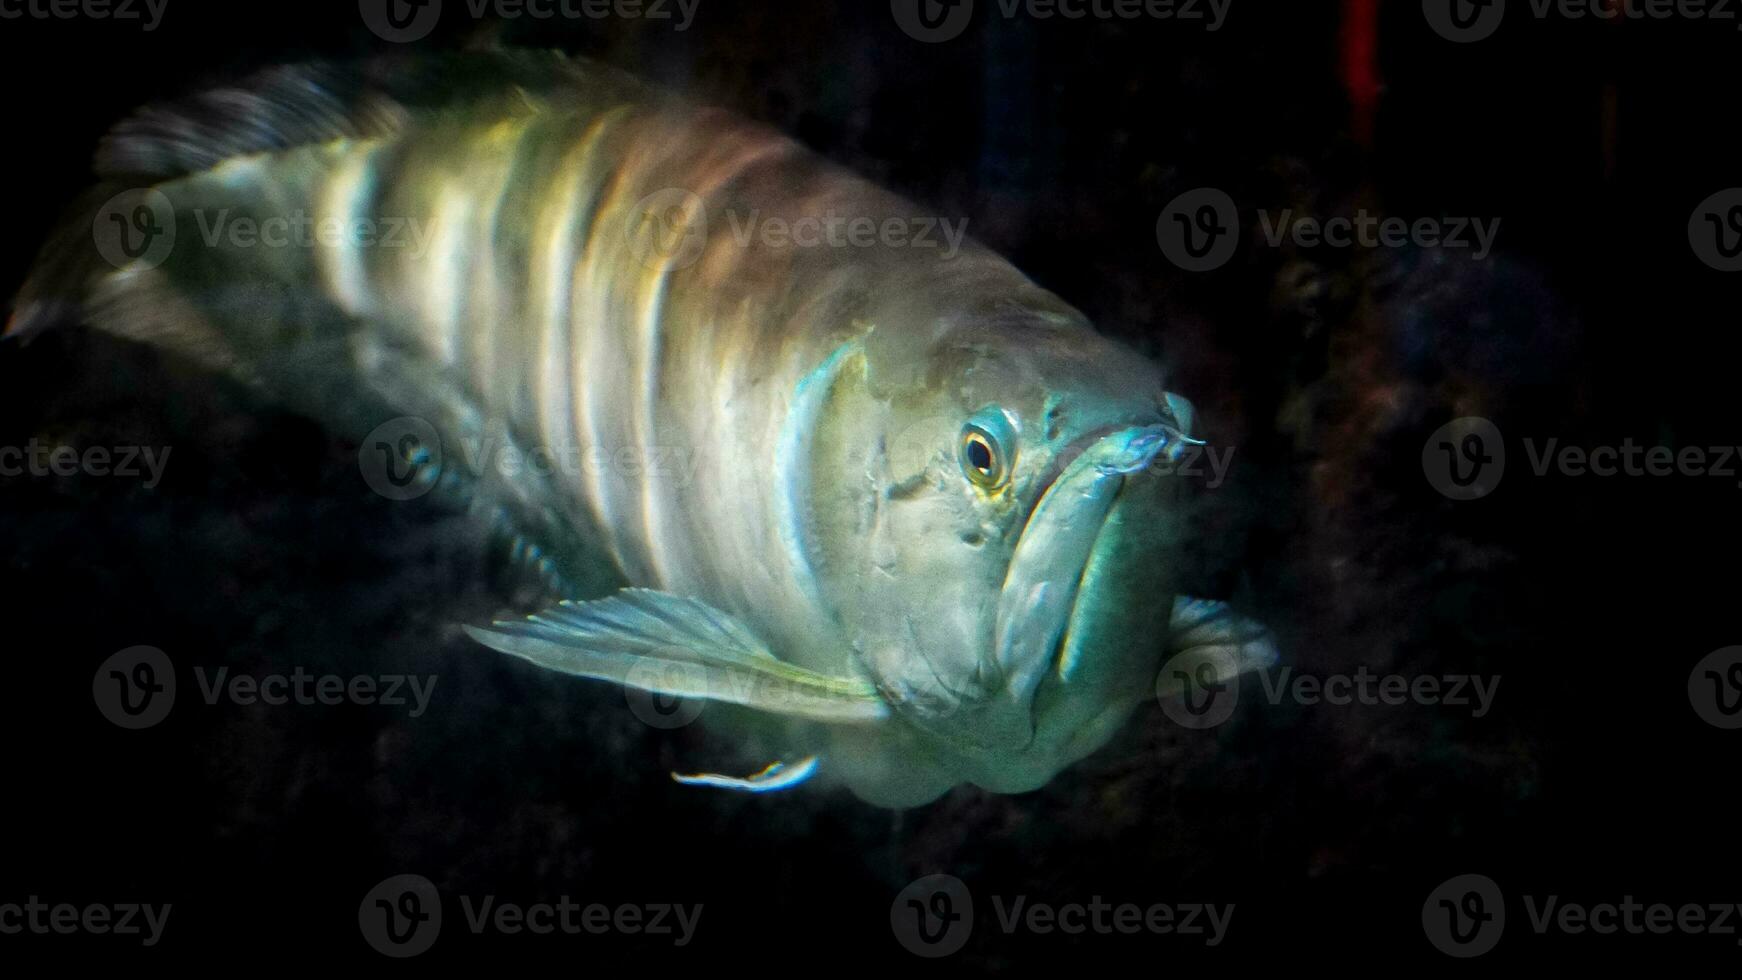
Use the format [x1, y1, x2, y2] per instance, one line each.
[8, 50, 1276, 807]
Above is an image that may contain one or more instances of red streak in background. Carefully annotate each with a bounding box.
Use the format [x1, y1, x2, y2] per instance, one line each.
[1341, 0, 1381, 149]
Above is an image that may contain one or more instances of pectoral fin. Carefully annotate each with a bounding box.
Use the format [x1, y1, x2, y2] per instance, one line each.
[463, 589, 890, 724]
[1155, 597, 1279, 697]
[671, 757, 821, 793]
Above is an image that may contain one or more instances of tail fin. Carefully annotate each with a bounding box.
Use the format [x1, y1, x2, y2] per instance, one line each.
[7, 181, 140, 342]
[6, 49, 641, 597]
[6, 48, 638, 349]
[6, 54, 417, 342]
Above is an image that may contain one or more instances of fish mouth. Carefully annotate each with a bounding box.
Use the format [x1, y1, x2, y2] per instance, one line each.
[973, 422, 1182, 750]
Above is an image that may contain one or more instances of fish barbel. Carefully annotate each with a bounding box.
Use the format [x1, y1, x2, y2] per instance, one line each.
[10, 50, 1274, 806]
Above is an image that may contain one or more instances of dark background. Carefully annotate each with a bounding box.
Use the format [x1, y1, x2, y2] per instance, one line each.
[1, 0, 1738, 968]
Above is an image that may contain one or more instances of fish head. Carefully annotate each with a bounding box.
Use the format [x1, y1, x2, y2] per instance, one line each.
[806, 306, 1200, 798]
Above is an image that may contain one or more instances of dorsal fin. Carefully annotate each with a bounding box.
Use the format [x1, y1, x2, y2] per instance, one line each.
[92, 49, 643, 180]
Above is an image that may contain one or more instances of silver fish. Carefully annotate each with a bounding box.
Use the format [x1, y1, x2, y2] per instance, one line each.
[10, 51, 1275, 806]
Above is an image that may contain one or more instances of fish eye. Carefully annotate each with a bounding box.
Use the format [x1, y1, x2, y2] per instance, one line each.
[959, 407, 1017, 490]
